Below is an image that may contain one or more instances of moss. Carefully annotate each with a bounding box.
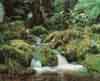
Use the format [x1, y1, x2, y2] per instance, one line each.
[0, 21, 31, 42]
[45, 27, 94, 63]
[0, 39, 34, 72]
[83, 55, 100, 73]
[31, 25, 48, 36]
[45, 28, 82, 48]
[0, 64, 8, 72]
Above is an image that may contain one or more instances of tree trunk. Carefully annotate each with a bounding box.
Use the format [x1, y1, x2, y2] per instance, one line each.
[41, 0, 53, 17]
[3, 0, 14, 22]
[25, 0, 53, 28]
[3, 0, 14, 20]
[32, 0, 43, 25]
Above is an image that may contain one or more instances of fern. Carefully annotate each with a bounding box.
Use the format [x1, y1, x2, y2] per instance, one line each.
[54, 0, 64, 13]
[74, 0, 100, 19]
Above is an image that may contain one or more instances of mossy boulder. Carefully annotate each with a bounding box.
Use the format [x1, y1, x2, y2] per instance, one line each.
[45, 29, 82, 48]
[0, 39, 34, 72]
[45, 27, 93, 63]
[31, 25, 48, 36]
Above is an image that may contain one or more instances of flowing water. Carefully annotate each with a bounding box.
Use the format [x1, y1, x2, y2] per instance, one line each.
[31, 37, 87, 74]
[56, 54, 68, 65]
[31, 52, 87, 74]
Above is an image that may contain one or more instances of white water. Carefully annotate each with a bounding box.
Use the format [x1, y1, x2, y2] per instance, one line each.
[27, 12, 32, 19]
[31, 52, 86, 74]
[31, 58, 42, 68]
[56, 54, 84, 72]
[57, 54, 68, 65]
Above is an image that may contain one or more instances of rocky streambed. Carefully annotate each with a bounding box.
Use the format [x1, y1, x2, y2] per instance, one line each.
[0, 72, 100, 81]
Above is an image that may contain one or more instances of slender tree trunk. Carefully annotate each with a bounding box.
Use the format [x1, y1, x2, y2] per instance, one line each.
[41, 0, 53, 17]
[3, 0, 14, 19]
[32, 0, 43, 25]
[25, 0, 53, 28]
[3, 0, 14, 22]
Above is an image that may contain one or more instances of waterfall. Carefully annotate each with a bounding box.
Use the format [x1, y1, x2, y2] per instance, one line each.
[31, 58, 42, 68]
[27, 12, 32, 20]
[56, 54, 68, 65]
[56, 54, 85, 72]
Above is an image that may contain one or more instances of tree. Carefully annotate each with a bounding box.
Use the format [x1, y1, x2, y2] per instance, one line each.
[26, 0, 53, 28]
[3, 0, 14, 21]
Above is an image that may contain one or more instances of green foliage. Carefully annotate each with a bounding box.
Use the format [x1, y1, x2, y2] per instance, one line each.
[31, 25, 48, 36]
[68, 0, 100, 26]
[83, 55, 100, 73]
[53, 0, 64, 13]
[74, 0, 100, 20]
[46, 13, 67, 31]
[0, 22, 30, 42]
[70, 12, 92, 26]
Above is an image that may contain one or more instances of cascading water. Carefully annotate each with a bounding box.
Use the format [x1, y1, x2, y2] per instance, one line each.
[31, 50, 87, 74]
[55, 53, 86, 73]
[56, 54, 68, 65]
[31, 37, 87, 74]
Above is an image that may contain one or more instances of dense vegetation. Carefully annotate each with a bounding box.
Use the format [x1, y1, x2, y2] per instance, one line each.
[0, 0, 100, 76]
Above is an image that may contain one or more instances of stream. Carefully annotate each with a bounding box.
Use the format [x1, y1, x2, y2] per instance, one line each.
[31, 37, 88, 75]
